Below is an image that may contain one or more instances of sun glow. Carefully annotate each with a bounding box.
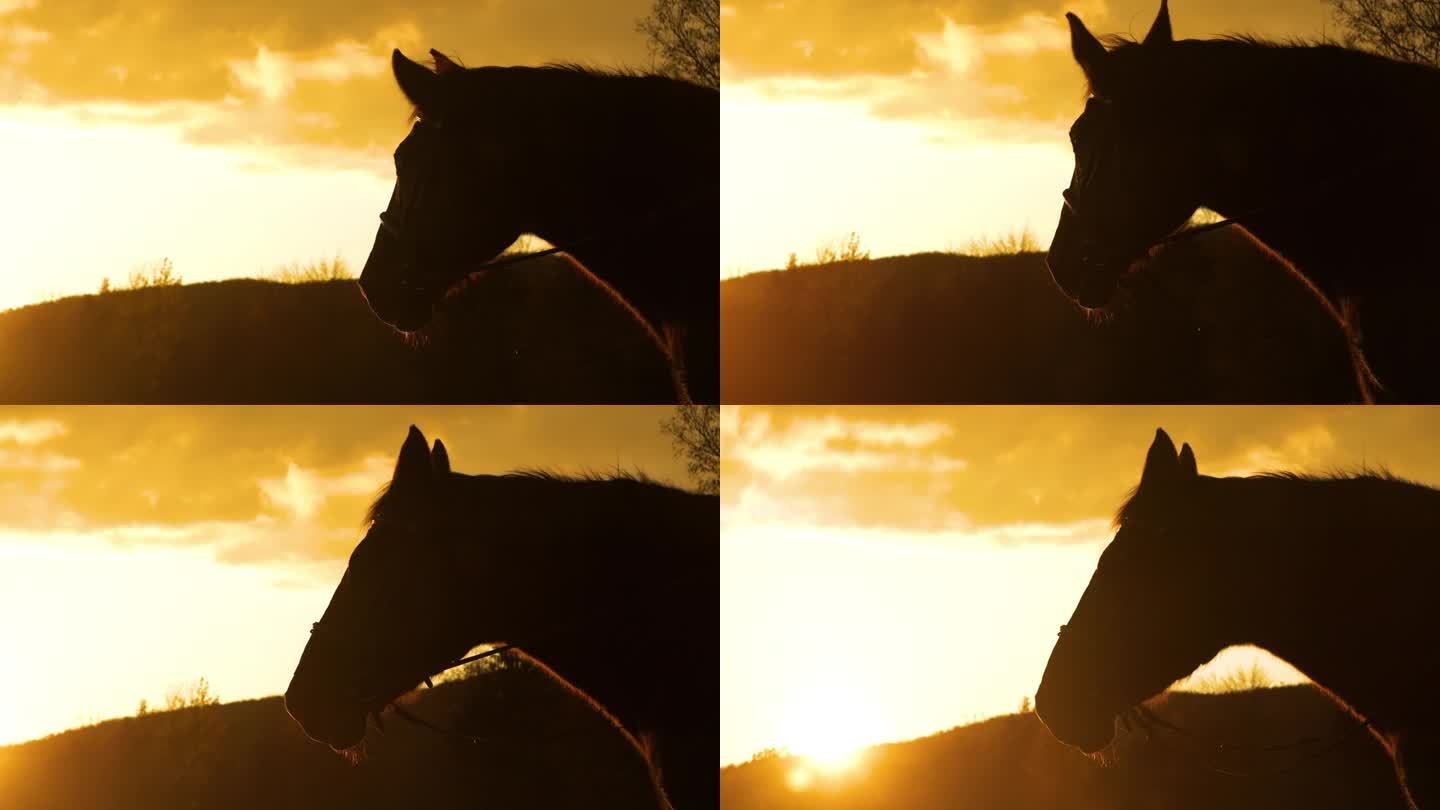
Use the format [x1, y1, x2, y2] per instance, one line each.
[777, 681, 881, 774]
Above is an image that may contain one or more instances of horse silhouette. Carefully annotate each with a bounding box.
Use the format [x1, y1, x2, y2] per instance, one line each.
[1035, 427, 1440, 809]
[1047, 0, 1440, 402]
[285, 426, 718, 810]
[358, 50, 718, 404]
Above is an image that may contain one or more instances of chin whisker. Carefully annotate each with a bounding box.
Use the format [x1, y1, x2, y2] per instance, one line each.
[336, 737, 369, 764]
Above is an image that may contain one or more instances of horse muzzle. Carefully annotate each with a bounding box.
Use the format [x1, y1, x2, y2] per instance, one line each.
[284, 682, 369, 750]
[1045, 251, 1126, 310]
[1034, 685, 1119, 754]
[358, 227, 440, 332]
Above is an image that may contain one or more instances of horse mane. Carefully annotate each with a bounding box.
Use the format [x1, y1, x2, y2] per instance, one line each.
[538, 62, 671, 81]
[365, 481, 398, 525]
[504, 467, 671, 486]
[1086, 31, 1440, 100]
[365, 468, 692, 525]
[1112, 467, 1428, 528]
[405, 54, 710, 123]
[1100, 32, 1331, 51]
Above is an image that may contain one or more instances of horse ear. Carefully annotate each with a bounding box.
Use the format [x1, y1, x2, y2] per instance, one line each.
[431, 439, 451, 476]
[393, 49, 439, 113]
[1177, 442, 1198, 479]
[1066, 12, 1111, 92]
[1138, 428, 1180, 492]
[430, 49, 461, 76]
[1143, 0, 1173, 46]
[391, 425, 433, 496]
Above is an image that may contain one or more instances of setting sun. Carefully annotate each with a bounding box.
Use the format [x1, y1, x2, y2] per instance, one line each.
[777, 682, 881, 773]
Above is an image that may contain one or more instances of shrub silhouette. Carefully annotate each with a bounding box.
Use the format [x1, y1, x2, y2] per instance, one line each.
[126, 258, 182, 290]
[814, 232, 870, 266]
[961, 227, 1041, 257]
[267, 256, 353, 283]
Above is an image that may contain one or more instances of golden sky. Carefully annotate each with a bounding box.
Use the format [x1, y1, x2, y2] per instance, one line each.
[0, 0, 652, 310]
[720, 0, 1340, 276]
[0, 405, 690, 746]
[720, 406, 1440, 767]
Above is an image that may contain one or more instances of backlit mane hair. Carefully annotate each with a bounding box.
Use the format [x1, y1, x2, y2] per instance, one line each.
[365, 468, 686, 525]
[405, 54, 710, 124]
[1081, 31, 1440, 100]
[1112, 467, 1422, 528]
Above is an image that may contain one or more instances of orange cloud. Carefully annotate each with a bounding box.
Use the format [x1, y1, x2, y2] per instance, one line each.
[0, 0, 655, 150]
[723, 0, 1343, 132]
[723, 406, 1440, 535]
[0, 406, 690, 564]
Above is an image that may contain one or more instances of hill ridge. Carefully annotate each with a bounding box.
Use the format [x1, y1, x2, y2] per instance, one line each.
[721, 231, 1361, 403]
[0, 258, 675, 403]
[721, 685, 1407, 809]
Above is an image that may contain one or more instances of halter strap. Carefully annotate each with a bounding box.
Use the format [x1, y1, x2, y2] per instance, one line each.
[381, 643, 515, 744]
[1051, 624, 1377, 778]
[1127, 702, 1376, 778]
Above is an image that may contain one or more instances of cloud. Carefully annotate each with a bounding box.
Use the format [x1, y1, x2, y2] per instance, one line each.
[226, 42, 387, 104]
[723, 406, 1440, 539]
[915, 13, 1067, 73]
[0, 0, 655, 151]
[1216, 425, 1340, 478]
[723, 408, 974, 531]
[257, 455, 390, 522]
[727, 410, 966, 480]
[722, 0, 1344, 132]
[0, 406, 688, 566]
[0, 448, 79, 472]
[91, 517, 361, 567]
[0, 418, 66, 444]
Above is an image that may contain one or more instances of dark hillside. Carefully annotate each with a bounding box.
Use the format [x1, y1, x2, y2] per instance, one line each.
[721, 230, 1360, 403]
[0, 256, 675, 403]
[0, 657, 660, 809]
[721, 686, 1405, 810]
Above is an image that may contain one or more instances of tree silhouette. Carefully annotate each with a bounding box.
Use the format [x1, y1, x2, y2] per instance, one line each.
[636, 0, 720, 89]
[661, 404, 719, 494]
[1331, 0, 1440, 67]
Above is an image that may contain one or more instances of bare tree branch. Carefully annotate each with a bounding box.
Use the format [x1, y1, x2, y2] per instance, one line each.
[636, 0, 721, 89]
[661, 405, 719, 494]
[1332, 0, 1440, 67]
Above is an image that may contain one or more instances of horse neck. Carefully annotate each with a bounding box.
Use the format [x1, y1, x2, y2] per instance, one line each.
[445, 479, 715, 737]
[1192, 48, 1440, 300]
[483, 79, 713, 330]
[1229, 481, 1440, 731]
